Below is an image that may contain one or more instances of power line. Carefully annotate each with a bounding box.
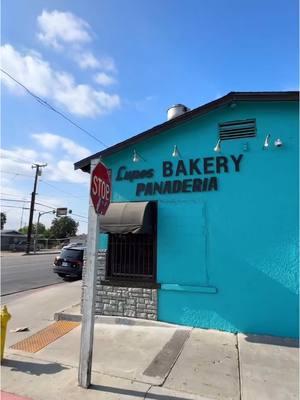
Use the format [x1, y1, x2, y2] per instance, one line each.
[1, 68, 108, 148]
[74, 219, 88, 224]
[0, 198, 56, 210]
[2, 172, 90, 188]
[35, 202, 55, 210]
[1, 174, 87, 199]
[0, 193, 30, 199]
[0, 199, 30, 203]
[1, 204, 43, 212]
[1, 197, 87, 220]
[1, 204, 87, 222]
[0, 154, 33, 165]
[1, 171, 33, 178]
[40, 180, 87, 199]
[1, 204, 29, 209]
[72, 213, 88, 220]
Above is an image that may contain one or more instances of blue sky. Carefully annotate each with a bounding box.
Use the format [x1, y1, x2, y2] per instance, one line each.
[1, 0, 298, 232]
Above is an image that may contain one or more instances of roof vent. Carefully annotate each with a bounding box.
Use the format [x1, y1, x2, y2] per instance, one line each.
[167, 104, 190, 121]
[219, 119, 256, 140]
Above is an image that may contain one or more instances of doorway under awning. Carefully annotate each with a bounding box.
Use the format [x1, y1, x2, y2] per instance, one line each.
[99, 201, 156, 234]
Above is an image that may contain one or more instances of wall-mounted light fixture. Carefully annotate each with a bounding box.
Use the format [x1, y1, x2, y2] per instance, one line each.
[263, 134, 271, 149]
[274, 138, 283, 147]
[214, 139, 221, 153]
[172, 145, 180, 158]
[132, 149, 141, 163]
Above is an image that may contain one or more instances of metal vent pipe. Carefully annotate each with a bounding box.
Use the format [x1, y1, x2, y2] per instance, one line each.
[167, 104, 190, 120]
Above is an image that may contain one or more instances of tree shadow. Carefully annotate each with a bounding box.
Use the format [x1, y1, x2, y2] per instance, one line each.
[1, 358, 69, 376]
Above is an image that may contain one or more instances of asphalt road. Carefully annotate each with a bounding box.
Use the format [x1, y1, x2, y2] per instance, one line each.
[1, 253, 65, 296]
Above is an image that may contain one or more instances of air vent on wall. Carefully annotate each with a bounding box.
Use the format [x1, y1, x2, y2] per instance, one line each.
[218, 119, 256, 141]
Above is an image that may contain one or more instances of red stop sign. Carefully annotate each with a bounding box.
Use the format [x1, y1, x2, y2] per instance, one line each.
[90, 162, 111, 215]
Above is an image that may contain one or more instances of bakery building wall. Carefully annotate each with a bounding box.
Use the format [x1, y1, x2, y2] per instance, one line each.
[86, 100, 298, 338]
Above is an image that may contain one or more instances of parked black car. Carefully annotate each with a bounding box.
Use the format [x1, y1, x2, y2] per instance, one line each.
[53, 246, 85, 279]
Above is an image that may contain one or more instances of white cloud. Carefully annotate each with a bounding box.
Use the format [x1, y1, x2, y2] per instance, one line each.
[75, 51, 117, 73]
[37, 10, 91, 49]
[1, 44, 121, 117]
[31, 132, 90, 161]
[76, 51, 100, 69]
[30, 133, 90, 184]
[0, 46, 53, 97]
[0, 148, 41, 168]
[0, 157, 88, 185]
[47, 160, 89, 184]
[52, 75, 120, 117]
[94, 72, 116, 86]
[36, 10, 117, 75]
[1, 131, 91, 185]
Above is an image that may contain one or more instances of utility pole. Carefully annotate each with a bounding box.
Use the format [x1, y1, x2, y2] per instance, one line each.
[26, 163, 47, 254]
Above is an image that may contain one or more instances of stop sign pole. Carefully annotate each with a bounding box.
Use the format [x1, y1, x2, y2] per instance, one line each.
[78, 158, 111, 388]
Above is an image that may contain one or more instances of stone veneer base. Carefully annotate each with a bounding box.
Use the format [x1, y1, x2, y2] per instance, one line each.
[81, 250, 158, 320]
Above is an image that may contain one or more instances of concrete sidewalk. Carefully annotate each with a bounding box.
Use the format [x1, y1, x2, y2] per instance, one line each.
[1, 283, 299, 400]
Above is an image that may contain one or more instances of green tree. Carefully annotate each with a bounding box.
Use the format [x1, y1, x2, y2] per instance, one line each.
[19, 226, 28, 234]
[19, 222, 48, 236]
[49, 216, 78, 239]
[1, 212, 7, 230]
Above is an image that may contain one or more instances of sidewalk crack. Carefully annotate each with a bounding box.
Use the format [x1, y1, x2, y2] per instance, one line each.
[236, 333, 242, 400]
[144, 384, 152, 399]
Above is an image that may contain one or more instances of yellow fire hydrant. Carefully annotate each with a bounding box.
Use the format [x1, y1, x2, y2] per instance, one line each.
[1, 305, 11, 360]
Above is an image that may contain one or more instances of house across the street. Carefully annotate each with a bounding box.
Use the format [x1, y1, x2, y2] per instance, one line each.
[75, 91, 299, 338]
[0, 230, 26, 251]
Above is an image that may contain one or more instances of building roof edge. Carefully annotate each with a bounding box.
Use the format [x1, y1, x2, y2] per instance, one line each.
[74, 91, 299, 172]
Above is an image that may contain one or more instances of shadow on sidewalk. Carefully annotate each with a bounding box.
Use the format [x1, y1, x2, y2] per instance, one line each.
[1, 359, 69, 376]
[90, 384, 193, 400]
[244, 334, 299, 348]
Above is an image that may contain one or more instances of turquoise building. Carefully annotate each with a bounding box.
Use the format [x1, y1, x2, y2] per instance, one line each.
[75, 91, 299, 338]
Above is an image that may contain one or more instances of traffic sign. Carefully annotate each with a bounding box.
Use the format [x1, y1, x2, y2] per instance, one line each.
[56, 207, 68, 217]
[90, 162, 111, 215]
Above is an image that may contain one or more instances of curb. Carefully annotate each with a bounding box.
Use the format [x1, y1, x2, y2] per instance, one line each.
[22, 251, 60, 256]
[54, 311, 181, 328]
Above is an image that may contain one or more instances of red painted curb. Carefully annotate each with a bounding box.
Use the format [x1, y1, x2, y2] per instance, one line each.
[1, 391, 32, 400]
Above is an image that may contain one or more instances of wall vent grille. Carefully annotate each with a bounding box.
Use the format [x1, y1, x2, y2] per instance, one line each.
[218, 119, 256, 140]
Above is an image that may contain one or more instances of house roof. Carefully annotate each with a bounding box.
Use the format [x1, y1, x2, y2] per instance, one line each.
[0, 230, 23, 235]
[74, 91, 299, 173]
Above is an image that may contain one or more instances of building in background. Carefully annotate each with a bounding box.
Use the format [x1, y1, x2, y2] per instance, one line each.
[0, 230, 26, 251]
[75, 91, 299, 338]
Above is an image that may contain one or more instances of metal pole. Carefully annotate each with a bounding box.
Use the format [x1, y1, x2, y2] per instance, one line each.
[78, 159, 100, 388]
[33, 209, 56, 253]
[20, 199, 26, 230]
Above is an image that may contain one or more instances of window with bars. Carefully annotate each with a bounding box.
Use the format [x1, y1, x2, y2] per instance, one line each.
[106, 233, 156, 282]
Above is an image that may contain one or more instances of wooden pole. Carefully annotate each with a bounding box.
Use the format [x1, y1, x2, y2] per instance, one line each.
[78, 158, 100, 388]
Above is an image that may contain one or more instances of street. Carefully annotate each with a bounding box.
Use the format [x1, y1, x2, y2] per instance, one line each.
[1, 253, 65, 296]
